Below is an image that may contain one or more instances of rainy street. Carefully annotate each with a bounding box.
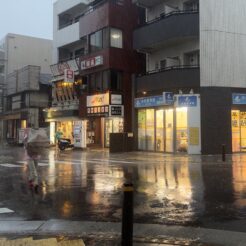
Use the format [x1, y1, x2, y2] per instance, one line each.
[1, 146, 246, 235]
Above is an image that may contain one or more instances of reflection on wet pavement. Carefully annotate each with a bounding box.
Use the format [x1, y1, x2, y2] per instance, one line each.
[2, 147, 246, 230]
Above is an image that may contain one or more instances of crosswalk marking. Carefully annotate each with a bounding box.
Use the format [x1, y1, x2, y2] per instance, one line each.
[0, 164, 23, 168]
[0, 208, 14, 214]
[2, 157, 146, 169]
[91, 158, 134, 164]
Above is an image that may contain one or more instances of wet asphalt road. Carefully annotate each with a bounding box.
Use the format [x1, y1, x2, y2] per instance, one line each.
[1, 146, 246, 233]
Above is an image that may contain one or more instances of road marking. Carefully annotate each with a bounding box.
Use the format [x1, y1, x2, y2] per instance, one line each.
[38, 162, 50, 167]
[0, 208, 14, 213]
[91, 159, 134, 164]
[0, 164, 23, 168]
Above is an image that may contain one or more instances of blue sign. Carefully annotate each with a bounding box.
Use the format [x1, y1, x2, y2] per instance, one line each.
[135, 96, 164, 108]
[177, 95, 197, 107]
[232, 93, 246, 105]
[163, 92, 174, 105]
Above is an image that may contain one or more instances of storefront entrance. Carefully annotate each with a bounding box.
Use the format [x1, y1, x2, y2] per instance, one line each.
[136, 94, 201, 154]
[87, 117, 124, 148]
[138, 108, 178, 152]
[232, 110, 246, 152]
[105, 118, 124, 147]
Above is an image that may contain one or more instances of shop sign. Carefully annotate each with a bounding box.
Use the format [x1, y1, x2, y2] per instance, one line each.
[134, 96, 164, 108]
[50, 59, 79, 77]
[111, 94, 122, 105]
[232, 93, 246, 104]
[231, 111, 240, 128]
[163, 92, 174, 105]
[240, 112, 246, 127]
[87, 106, 109, 116]
[87, 93, 109, 107]
[189, 127, 199, 145]
[109, 105, 124, 117]
[81, 56, 103, 70]
[64, 69, 74, 83]
[177, 95, 197, 107]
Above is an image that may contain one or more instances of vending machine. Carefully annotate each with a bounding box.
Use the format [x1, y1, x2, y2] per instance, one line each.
[73, 121, 87, 148]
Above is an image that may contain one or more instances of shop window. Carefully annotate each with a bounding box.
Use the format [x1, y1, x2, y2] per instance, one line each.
[110, 28, 123, 48]
[138, 110, 146, 150]
[176, 107, 188, 152]
[232, 110, 246, 152]
[232, 110, 240, 152]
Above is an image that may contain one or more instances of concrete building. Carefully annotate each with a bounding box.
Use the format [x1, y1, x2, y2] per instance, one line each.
[48, 0, 144, 148]
[0, 33, 52, 143]
[133, 0, 246, 154]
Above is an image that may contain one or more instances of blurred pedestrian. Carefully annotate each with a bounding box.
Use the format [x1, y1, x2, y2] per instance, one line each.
[26, 144, 39, 192]
[25, 128, 49, 193]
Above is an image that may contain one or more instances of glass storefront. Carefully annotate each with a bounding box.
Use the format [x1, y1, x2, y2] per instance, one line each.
[56, 121, 74, 142]
[138, 108, 179, 152]
[104, 118, 124, 147]
[232, 110, 246, 152]
[176, 107, 188, 152]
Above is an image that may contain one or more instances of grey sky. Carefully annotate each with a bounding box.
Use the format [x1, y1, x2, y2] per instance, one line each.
[0, 0, 54, 40]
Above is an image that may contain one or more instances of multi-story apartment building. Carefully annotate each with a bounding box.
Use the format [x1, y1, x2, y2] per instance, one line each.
[4, 65, 51, 143]
[133, 0, 246, 154]
[0, 33, 52, 143]
[48, 0, 144, 148]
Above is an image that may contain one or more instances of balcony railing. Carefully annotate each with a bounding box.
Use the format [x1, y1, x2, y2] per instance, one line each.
[138, 64, 200, 77]
[59, 0, 122, 30]
[143, 9, 199, 26]
[136, 65, 200, 93]
[133, 11, 199, 51]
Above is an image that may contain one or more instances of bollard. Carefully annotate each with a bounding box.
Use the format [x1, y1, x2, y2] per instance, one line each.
[121, 183, 134, 246]
[222, 144, 226, 162]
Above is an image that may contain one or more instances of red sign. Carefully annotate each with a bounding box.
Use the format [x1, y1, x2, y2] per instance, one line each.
[64, 69, 74, 83]
[50, 59, 79, 77]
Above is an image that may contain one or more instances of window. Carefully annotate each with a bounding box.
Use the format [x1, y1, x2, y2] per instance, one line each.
[160, 59, 166, 70]
[102, 70, 109, 90]
[110, 70, 122, 91]
[114, 0, 124, 5]
[0, 65, 4, 74]
[88, 70, 122, 93]
[184, 51, 199, 66]
[90, 30, 103, 52]
[89, 74, 96, 92]
[110, 28, 123, 48]
[183, 0, 199, 11]
[95, 72, 102, 91]
[75, 48, 85, 58]
[103, 28, 110, 49]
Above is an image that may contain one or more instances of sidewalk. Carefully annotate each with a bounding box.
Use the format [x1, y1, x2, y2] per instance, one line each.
[0, 220, 245, 246]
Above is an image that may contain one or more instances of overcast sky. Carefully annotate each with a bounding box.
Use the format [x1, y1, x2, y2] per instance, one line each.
[0, 0, 54, 40]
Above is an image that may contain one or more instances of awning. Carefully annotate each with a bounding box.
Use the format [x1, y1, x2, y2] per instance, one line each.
[45, 116, 80, 122]
[0, 113, 21, 120]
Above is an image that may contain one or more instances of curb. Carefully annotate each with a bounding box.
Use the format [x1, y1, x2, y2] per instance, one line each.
[0, 220, 245, 245]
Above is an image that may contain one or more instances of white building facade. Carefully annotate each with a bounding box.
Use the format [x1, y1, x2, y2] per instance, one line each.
[133, 0, 246, 154]
[0, 33, 52, 143]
